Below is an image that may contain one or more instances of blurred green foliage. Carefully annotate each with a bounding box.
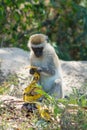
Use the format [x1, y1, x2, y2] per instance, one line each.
[0, 0, 87, 60]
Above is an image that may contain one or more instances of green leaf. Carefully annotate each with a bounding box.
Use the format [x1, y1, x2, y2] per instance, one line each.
[78, 95, 87, 107]
[54, 105, 62, 116]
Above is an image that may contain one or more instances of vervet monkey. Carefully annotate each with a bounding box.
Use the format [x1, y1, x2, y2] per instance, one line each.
[28, 34, 63, 99]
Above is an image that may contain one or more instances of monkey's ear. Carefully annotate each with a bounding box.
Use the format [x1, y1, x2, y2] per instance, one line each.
[27, 39, 31, 49]
[27, 35, 34, 49]
[45, 36, 49, 42]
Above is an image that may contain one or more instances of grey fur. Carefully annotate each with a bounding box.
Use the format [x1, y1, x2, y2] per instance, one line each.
[28, 34, 63, 99]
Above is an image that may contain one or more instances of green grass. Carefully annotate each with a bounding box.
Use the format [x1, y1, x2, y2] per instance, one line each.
[0, 76, 87, 130]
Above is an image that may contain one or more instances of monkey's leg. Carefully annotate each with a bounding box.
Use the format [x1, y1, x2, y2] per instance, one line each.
[50, 79, 63, 99]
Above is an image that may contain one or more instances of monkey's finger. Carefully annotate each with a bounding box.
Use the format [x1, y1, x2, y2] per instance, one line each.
[37, 67, 42, 73]
[25, 65, 37, 69]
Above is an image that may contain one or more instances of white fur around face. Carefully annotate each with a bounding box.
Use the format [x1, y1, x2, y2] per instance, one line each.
[30, 42, 46, 48]
[27, 33, 47, 49]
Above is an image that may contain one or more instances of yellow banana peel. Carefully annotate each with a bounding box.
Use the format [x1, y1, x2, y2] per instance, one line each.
[36, 103, 51, 121]
[23, 66, 51, 121]
[23, 85, 43, 102]
[23, 67, 43, 102]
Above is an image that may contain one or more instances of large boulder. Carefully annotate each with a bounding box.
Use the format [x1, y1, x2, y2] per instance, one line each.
[0, 48, 87, 96]
[61, 60, 87, 95]
[0, 47, 29, 76]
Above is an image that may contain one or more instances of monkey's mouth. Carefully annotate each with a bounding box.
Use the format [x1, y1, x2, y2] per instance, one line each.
[35, 53, 42, 57]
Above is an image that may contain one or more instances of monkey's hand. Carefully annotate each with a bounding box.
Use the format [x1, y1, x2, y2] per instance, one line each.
[37, 67, 42, 73]
[30, 68, 36, 74]
[30, 67, 42, 75]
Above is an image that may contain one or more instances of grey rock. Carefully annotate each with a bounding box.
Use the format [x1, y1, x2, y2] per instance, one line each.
[0, 47, 87, 97]
[61, 61, 87, 95]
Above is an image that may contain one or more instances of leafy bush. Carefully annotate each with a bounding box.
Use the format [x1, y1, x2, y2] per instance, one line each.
[0, 0, 87, 60]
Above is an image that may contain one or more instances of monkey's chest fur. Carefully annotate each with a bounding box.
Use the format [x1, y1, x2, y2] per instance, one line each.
[40, 75, 55, 92]
[31, 57, 56, 92]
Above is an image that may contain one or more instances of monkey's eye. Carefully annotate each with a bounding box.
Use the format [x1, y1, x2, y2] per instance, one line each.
[46, 37, 49, 42]
[32, 47, 43, 57]
[32, 47, 43, 52]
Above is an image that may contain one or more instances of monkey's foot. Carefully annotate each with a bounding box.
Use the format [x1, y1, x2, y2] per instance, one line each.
[21, 103, 37, 116]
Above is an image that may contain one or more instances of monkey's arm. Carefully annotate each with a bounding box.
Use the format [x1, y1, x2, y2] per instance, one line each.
[40, 65, 55, 76]
[29, 66, 55, 75]
[29, 55, 56, 76]
[40, 55, 57, 76]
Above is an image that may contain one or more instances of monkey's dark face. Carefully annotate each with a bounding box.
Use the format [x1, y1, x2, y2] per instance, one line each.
[32, 47, 43, 57]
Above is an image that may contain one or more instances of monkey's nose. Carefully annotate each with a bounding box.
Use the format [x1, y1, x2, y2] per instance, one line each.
[35, 52, 42, 57]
